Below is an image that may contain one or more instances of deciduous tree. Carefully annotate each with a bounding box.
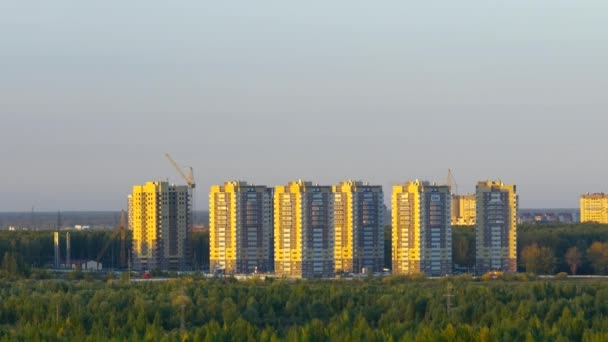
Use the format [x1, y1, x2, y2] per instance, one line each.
[587, 242, 608, 274]
[521, 244, 555, 274]
[565, 246, 583, 275]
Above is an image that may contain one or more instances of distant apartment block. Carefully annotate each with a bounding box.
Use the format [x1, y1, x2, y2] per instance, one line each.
[580, 193, 608, 224]
[274, 180, 334, 278]
[451, 194, 476, 226]
[333, 180, 384, 274]
[392, 181, 452, 276]
[475, 180, 517, 274]
[519, 209, 579, 224]
[209, 181, 273, 274]
[129, 181, 190, 271]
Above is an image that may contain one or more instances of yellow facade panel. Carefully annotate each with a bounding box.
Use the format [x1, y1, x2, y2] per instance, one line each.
[580, 194, 608, 224]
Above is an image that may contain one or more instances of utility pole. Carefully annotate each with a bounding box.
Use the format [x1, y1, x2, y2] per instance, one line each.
[57, 210, 62, 230]
[127, 250, 131, 284]
[66, 232, 71, 270]
[54, 232, 60, 269]
[445, 282, 454, 317]
[31, 206, 35, 230]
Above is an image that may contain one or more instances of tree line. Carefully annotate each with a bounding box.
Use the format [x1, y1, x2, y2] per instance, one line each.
[452, 222, 608, 275]
[518, 223, 608, 275]
[2, 223, 608, 277]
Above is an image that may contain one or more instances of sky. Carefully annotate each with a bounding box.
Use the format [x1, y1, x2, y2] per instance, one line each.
[1, 1, 607, 211]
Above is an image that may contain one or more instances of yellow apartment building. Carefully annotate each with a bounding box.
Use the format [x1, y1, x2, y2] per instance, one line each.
[451, 194, 476, 226]
[274, 180, 334, 278]
[129, 181, 190, 270]
[333, 180, 384, 274]
[209, 181, 273, 274]
[475, 180, 517, 274]
[392, 180, 452, 276]
[580, 193, 608, 224]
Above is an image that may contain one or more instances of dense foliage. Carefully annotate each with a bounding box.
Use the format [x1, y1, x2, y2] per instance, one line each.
[452, 226, 475, 271]
[2, 277, 608, 341]
[518, 223, 608, 274]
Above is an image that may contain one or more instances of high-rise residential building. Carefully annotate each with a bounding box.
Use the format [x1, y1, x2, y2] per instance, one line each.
[392, 181, 452, 276]
[580, 193, 608, 224]
[333, 180, 384, 274]
[129, 181, 191, 271]
[451, 194, 476, 226]
[209, 181, 273, 274]
[274, 180, 334, 278]
[475, 180, 517, 274]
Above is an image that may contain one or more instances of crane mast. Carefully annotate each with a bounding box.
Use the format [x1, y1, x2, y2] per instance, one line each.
[447, 169, 458, 195]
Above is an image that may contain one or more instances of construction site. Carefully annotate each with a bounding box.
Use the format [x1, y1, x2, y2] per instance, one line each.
[0, 154, 209, 276]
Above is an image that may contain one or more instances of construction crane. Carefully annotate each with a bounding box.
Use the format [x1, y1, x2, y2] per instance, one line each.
[165, 153, 195, 188]
[447, 168, 458, 195]
[165, 153, 196, 229]
[96, 210, 127, 269]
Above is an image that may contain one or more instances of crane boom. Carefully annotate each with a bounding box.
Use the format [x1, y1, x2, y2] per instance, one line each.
[165, 153, 195, 188]
[165, 153, 197, 245]
[188, 167, 194, 188]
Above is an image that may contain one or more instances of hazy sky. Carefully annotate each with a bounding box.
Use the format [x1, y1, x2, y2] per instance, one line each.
[2, 1, 607, 211]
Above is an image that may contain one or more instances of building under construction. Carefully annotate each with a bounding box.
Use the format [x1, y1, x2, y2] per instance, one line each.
[129, 181, 191, 271]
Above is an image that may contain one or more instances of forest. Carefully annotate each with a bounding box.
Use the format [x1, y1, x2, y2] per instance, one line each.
[2, 276, 608, 340]
[2, 224, 608, 340]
